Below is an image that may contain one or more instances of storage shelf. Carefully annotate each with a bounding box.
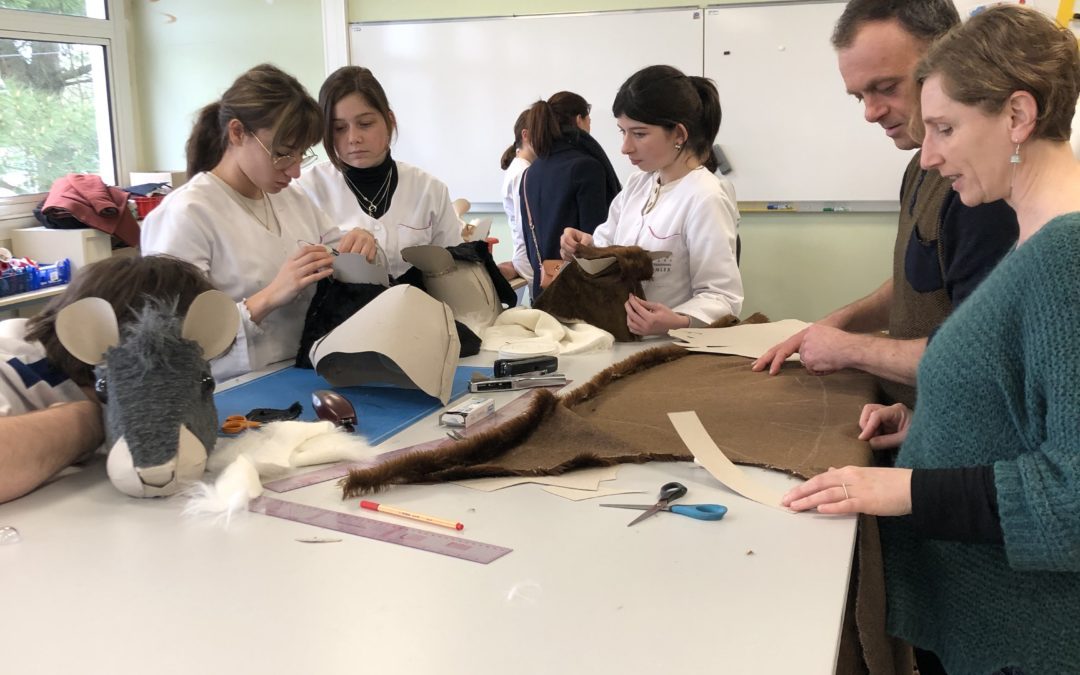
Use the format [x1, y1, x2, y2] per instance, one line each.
[0, 284, 67, 311]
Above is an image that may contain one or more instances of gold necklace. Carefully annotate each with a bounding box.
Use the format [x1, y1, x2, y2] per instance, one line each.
[211, 172, 278, 233]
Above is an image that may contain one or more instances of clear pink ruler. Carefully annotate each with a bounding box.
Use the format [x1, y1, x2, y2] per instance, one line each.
[249, 495, 512, 564]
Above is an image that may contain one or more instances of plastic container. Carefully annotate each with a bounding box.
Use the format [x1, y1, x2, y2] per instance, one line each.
[133, 195, 165, 219]
[0, 258, 71, 298]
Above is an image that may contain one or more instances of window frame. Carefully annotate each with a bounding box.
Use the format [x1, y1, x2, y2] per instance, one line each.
[0, 4, 135, 220]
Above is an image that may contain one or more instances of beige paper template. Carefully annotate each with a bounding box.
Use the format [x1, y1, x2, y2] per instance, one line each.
[332, 253, 390, 286]
[669, 319, 810, 361]
[309, 285, 459, 404]
[668, 411, 789, 511]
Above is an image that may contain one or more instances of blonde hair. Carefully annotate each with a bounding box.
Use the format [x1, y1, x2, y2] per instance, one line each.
[913, 5, 1080, 143]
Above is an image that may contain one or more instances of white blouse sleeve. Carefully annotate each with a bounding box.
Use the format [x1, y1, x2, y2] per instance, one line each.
[671, 189, 743, 324]
[141, 194, 257, 381]
[430, 182, 466, 248]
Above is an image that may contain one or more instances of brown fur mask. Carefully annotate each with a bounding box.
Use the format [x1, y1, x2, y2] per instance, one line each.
[533, 244, 656, 342]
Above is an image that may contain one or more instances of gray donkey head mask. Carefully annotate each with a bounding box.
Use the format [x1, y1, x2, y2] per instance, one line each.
[55, 290, 239, 497]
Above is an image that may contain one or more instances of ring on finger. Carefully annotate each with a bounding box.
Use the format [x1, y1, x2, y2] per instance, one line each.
[841, 483, 850, 500]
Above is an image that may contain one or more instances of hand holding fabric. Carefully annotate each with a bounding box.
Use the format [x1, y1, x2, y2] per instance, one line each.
[560, 227, 593, 261]
[752, 326, 808, 374]
[798, 324, 858, 375]
[625, 294, 689, 336]
[247, 244, 334, 323]
[338, 228, 378, 261]
[782, 466, 913, 516]
[858, 403, 912, 450]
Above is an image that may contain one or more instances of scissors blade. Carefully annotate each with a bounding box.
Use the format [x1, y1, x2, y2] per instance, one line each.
[598, 504, 651, 510]
[626, 504, 664, 527]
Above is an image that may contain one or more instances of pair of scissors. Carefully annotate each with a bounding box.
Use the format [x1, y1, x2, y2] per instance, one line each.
[221, 415, 261, 434]
[600, 481, 728, 526]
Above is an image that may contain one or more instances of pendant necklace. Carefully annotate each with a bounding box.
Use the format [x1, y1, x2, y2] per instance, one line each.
[210, 171, 279, 234]
[343, 164, 394, 216]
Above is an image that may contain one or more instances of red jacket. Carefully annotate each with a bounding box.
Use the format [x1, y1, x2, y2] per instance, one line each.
[42, 174, 140, 247]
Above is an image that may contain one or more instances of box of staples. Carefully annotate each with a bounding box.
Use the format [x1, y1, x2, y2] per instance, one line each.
[439, 397, 495, 428]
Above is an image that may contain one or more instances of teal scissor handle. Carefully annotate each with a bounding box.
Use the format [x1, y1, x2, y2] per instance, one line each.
[669, 504, 728, 521]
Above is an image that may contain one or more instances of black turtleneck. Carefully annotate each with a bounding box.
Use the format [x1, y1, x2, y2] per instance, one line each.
[342, 152, 398, 220]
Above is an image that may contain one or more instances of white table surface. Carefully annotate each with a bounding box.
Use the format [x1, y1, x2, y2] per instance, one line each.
[0, 342, 856, 675]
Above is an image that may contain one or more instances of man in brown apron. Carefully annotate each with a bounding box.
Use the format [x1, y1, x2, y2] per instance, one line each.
[753, 0, 1018, 409]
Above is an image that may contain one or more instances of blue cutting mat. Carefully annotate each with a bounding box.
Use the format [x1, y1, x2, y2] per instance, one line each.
[215, 365, 492, 445]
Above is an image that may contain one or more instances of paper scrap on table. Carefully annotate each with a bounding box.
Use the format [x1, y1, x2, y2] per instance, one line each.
[668, 411, 789, 511]
[669, 319, 810, 361]
[542, 486, 647, 501]
[452, 465, 620, 492]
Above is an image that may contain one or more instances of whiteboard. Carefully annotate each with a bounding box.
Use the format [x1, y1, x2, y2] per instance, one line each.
[705, 2, 914, 203]
[350, 9, 705, 206]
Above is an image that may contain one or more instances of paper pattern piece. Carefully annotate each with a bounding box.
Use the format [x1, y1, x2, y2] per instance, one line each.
[541, 486, 647, 501]
[669, 319, 810, 361]
[310, 285, 460, 404]
[332, 252, 390, 286]
[452, 465, 620, 492]
[668, 411, 789, 511]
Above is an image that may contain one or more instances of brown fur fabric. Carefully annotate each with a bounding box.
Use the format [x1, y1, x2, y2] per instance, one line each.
[411, 363, 893, 675]
[533, 244, 656, 342]
[341, 313, 759, 497]
[340, 316, 899, 675]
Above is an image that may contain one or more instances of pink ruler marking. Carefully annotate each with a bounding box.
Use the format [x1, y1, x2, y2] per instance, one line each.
[263, 388, 552, 493]
[249, 495, 512, 564]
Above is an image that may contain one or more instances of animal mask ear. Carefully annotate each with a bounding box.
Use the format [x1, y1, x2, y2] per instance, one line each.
[181, 290, 240, 360]
[55, 297, 119, 365]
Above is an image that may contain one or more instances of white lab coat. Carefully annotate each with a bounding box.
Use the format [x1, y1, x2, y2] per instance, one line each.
[299, 160, 464, 278]
[501, 156, 533, 283]
[592, 167, 743, 325]
[141, 172, 346, 380]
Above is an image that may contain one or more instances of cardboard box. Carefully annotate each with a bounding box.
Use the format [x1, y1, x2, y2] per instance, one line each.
[12, 227, 114, 271]
[128, 171, 186, 189]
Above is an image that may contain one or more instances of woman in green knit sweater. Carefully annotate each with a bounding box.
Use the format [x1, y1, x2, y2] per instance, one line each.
[783, 6, 1080, 674]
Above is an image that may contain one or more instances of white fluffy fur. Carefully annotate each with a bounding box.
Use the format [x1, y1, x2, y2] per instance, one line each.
[185, 420, 382, 522]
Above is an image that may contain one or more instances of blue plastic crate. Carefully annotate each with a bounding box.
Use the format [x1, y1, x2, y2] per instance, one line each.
[0, 268, 33, 298]
[0, 258, 71, 298]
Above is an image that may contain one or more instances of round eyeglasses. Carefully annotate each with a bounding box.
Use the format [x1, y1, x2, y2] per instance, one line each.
[248, 130, 318, 170]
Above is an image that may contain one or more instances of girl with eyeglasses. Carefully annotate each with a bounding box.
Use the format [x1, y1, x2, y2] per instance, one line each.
[142, 63, 378, 380]
[298, 66, 465, 279]
[518, 90, 622, 300]
[560, 65, 743, 336]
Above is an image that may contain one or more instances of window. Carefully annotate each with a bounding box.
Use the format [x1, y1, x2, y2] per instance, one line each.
[0, 0, 106, 20]
[0, 0, 133, 213]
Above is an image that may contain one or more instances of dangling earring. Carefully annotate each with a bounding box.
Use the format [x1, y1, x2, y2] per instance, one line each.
[1010, 142, 1022, 164]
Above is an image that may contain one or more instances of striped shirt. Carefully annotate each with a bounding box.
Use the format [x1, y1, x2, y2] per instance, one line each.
[0, 319, 85, 416]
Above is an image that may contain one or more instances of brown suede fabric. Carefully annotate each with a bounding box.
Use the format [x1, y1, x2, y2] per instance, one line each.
[340, 346, 903, 675]
[533, 244, 656, 342]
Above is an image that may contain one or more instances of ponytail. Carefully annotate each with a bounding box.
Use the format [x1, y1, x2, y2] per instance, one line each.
[613, 65, 723, 172]
[500, 143, 517, 170]
[185, 102, 227, 178]
[548, 91, 589, 130]
[183, 64, 321, 178]
[500, 108, 531, 170]
[688, 76, 722, 173]
[524, 100, 561, 158]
